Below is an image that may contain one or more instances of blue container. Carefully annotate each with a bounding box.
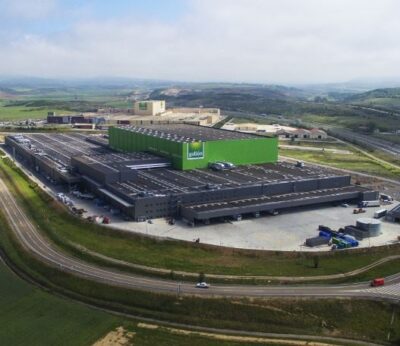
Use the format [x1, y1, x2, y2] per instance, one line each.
[341, 235, 359, 247]
[319, 231, 332, 239]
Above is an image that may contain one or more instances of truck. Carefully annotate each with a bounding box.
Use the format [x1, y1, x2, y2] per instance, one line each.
[359, 200, 380, 208]
[353, 208, 366, 214]
[374, 209, 388, 219]
[339, 234, 359, 247]
[380, 194, 393, 202]
[331, 237, 351, 249]
[370, 278, 385, 287]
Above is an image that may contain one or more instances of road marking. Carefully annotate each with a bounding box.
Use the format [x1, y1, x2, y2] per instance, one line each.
[357, 283, 400, 299]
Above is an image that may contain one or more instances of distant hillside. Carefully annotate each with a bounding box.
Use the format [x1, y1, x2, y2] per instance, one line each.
[154, 84, 309, 100]
[150, 85, 312, 114]
[149, 86, 372, 118]
[346, 87, 400, 102]
[345, 87, 400, 112]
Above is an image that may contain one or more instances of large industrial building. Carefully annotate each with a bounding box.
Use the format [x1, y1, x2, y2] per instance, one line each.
[133, 100, 166, 116]
[46, 100, 222, 128]
[109, 124, 278, 170]
[5, 124, 378, 225]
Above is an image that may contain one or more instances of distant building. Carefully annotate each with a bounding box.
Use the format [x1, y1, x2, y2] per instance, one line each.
[47, 114, 94, 125]
[309, 128, 328, 140]
[133, 100, 166, 116]
[222, 122, 328, 140]
[291, 129, 310, 139]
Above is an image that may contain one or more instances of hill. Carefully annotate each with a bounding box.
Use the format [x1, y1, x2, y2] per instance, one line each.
[345, 87, 400, 112]
[347, 87, 400, 101]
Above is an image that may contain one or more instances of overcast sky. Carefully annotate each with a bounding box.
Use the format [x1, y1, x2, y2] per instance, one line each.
[0, 0, 399, 84]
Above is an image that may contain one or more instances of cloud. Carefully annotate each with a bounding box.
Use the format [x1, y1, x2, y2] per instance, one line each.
[0, 0, 57, 19]
[0, 0, 400, 83]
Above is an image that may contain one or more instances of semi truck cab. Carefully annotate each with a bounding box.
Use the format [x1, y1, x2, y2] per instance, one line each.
[371, 278, 385, 287]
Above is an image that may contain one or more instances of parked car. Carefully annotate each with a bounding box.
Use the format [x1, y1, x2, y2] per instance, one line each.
[209, 162, 225, 171]
[216, 161, 235, 169]
[195, 282, 210, 289]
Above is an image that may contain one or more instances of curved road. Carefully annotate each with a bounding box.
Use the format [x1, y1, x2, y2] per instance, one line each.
[0, 176, 400, 301]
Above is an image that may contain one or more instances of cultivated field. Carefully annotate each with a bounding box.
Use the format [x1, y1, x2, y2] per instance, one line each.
[0, 105, 73, 121]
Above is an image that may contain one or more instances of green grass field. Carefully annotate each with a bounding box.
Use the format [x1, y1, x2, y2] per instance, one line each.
[1, 156, 400, 279]
[4, 258, 397, 346]
[300, 113, 400, 132]
[0, 105, 73, 121]
[280, 139, 347, 149]
[355, 97, 400, 111]
[0, 261, 121, 346]
[279, 147, 400, 180]
[1, 262, 297, 346]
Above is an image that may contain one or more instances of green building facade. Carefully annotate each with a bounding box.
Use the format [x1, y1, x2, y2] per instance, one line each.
[108, 126, 278, 170]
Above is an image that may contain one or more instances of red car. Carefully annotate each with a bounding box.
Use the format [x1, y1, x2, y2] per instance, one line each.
[371, 278, 385, 287]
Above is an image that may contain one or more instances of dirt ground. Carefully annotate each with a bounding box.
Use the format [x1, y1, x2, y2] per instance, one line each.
[93, 327, 135, 346]
[137, 322, 337, 345]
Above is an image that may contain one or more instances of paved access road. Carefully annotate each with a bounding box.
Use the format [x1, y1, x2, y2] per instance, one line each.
[0, 176, 399, 301]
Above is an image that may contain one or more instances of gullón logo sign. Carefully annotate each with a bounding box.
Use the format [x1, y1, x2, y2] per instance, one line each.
[138, 102, 148, 110]
[187, 141, 205, 160]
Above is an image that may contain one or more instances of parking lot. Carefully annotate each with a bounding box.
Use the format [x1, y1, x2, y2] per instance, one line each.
[65, 192, 400, 252]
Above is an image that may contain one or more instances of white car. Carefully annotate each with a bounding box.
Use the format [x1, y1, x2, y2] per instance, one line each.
[196, 282, 210, 289]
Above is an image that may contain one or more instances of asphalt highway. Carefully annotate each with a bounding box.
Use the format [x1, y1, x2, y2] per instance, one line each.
[0, 176, 399, 301]
[329, 128, 400, 157]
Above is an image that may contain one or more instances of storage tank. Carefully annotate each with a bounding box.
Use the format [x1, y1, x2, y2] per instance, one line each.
[356, 218, 381, 237]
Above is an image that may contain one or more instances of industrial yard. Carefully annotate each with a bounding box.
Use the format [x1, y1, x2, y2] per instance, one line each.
[3, 125, 399, 252]
[60, 193, 400, 251]
[5, 127, 378, 225]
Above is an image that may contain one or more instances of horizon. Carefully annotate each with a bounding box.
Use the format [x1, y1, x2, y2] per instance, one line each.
[1, 75, 400, 90]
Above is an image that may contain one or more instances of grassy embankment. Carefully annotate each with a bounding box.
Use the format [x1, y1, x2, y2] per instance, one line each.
[0, 151, 400, 281]
[0, 208, 399, 345]
[280, 142, 400, 180]
[2, 260, 320, 346]
[4, 255, 331, 346]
